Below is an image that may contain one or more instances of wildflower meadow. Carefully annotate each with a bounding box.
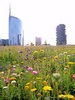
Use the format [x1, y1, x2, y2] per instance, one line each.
[0, 45, 75, 100]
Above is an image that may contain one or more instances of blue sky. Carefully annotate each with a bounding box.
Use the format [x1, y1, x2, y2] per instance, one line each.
[0, 0, 75, 45]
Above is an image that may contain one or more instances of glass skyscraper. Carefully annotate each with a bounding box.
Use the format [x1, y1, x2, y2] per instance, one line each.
[9, 5, 22, 45]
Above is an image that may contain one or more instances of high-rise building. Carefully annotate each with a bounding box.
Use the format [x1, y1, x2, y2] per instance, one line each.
[9, 4, 23, 45]
[56, 24, 67, 45]
[35, 37, 42, 45]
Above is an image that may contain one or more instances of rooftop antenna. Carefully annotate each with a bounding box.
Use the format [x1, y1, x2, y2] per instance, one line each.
[9, 2, 11, 17]
[9, 1, 11, 44]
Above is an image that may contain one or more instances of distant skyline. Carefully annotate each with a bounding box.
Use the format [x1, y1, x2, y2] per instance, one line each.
[0, 0, 75, 45]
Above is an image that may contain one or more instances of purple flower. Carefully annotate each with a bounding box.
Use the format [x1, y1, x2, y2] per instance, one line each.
[24, 66, 29, 69]
[4, 78, 10, 84]
[32, 71, 38, 74]
[28, 67, 33, 71]
[25, 58, 28, 60]
[0, 66, 2, 68]
[26, 54, 28, 57]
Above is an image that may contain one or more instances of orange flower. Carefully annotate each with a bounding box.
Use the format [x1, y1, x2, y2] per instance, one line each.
[10, 77, 16, 81]
[72, 97, 75, 100]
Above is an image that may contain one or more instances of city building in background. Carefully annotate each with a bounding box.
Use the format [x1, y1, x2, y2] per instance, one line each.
[35, 37, 42, 45]
[0, 39, 9, 45]
[21, 30, 24, 46]
[9, 4, 24, 45]
[56, 24, 67, 45]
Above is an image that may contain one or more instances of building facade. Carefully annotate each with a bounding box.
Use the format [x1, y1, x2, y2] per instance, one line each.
[8, 4, 23, 45]
[56, 24, 67, 45]
[0, 39, 9, 45]
[35, 37, 42, 45]
[9, 16, 22, 45]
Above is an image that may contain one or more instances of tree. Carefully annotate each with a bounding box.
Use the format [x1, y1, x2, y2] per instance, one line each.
[44, 40, 47, 45]
[56, 24, 67, 45]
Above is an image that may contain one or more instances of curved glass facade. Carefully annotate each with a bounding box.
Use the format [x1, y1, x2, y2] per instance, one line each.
[9, 16, 22, 45]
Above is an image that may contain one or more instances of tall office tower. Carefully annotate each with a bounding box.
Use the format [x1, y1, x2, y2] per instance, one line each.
[56, 24, 67, 45]
[9, 4, 22, 45]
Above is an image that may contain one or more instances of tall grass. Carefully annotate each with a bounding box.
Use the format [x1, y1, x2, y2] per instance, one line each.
[0, 45, 75, 100]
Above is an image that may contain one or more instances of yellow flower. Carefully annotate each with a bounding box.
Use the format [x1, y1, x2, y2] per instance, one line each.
[21, 62, 24, 64]
[36, 77, 42, 80]
[26, 82, 32, 88]
[43, 57, 47, 60]
[24, 86, 29, 90]
[26, 82, 31, 85]
[43, 85, 52, 91]
[68, 62, 74, 65]
[42, 81, 48, 86]
[39, 49, 44, 52]
[65, 94, 74, 99]
[33, 51, 38, 54]
[31, 88, 37, 92]
[58, 94, 64, 98]
[58, 94, 74, 99]
[65, 66, 70, 68]
[54, 56, 58, 59]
